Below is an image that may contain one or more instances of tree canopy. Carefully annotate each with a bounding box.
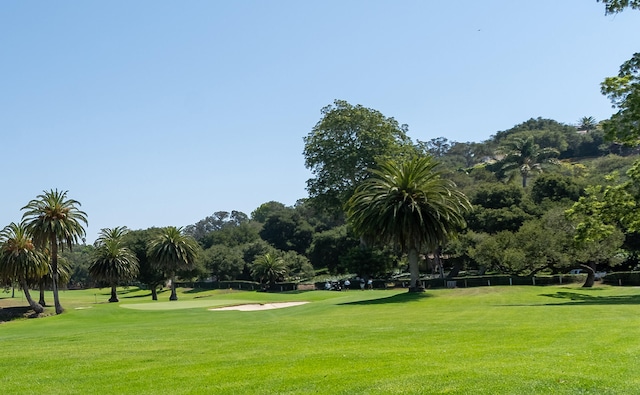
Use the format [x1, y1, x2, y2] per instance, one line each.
[303, 99, 416, 215]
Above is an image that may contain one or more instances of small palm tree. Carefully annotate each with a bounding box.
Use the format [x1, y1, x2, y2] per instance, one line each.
[148, 226, 199, 301]
[251, 253, 288, 290]
[346, 156, 471, 291]
[89, 227, 139, 302]
[578, 116, 597, 132]
[0, 223, 49, 313]
[497, 136, 559, 187]
[22, 189, 88, 314]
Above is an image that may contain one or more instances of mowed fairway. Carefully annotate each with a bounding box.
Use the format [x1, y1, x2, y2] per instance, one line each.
[2, 285, 640, 394]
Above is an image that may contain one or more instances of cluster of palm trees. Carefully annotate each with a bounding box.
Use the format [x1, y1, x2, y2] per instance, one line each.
[0, 190, 87, 314]
[0, 189, 200, 315]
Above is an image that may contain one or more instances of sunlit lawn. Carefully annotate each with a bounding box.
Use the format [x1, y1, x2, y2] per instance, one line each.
[1, 284, 639, 394]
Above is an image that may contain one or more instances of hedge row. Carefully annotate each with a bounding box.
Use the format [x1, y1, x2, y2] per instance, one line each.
[602, 272, 640, 286]
[179, 272, 640, 292]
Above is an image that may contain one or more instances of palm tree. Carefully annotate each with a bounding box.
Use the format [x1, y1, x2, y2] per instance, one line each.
[22, 189, 88, 314]
[148, 226, 199, 301]
[578, 116, 597, 132]
[0, 223, 49, 314]
[89, 227, 139, 302]
[251, 253, 288, 290]
[346, 156, 471, 292]
[497, 136, 559, 188]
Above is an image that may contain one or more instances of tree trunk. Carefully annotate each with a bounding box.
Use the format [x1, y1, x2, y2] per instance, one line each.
[50, 239, 64, 314]
[581, 263, 596, 288]
[38, 279, 46, 307]
[109, 285, 119, 302]
[169, 275, 178, 300]
[151, 286, 158, 301]
[21, 280, 44, 314]
[447, 261, 463, 278]
[434, 247, 445, 279]
[408, 247, 424, 292]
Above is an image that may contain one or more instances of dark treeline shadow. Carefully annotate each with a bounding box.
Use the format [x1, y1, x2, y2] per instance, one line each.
[339, 292, 432, 306]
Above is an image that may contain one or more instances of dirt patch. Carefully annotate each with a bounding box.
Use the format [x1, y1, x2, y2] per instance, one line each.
[209, 301, 309, 311]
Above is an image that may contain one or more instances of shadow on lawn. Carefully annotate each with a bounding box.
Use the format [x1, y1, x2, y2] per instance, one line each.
[121, 289, 169, 299]
[0, 306, 44, 322]
[339, 292, 432, 306]
[540, 291, 640, 305]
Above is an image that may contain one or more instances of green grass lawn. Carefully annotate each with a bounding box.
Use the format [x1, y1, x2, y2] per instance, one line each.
[1, 285, 639, 394]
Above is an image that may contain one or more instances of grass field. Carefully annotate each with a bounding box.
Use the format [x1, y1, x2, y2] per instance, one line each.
[1, 284, 640, 394]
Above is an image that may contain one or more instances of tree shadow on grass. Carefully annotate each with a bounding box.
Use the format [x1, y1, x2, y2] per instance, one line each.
[338, 292, 432, 306]
[0, 306, 44, 322]
[121, 289, 169, 299]
[539, 291, 640, 305]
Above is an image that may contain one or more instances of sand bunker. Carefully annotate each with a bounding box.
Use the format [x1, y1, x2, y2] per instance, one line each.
[209, 301, 308, 311]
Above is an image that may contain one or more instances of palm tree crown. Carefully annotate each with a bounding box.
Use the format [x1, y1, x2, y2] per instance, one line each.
[22, 189, 88, 314]
[89, 226, 139, 302]
[346, 156, 471, 291]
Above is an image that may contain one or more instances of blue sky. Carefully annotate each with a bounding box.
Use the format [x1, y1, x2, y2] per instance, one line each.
[1, 1, 639, 243]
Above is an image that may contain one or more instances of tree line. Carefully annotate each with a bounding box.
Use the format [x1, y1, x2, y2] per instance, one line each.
[2, 1, 639, 311]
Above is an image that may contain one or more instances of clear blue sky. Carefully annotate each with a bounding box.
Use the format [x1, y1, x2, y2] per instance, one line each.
[1, 1, 639, 243]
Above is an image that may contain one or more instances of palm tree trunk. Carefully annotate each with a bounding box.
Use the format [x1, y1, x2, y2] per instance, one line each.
[50, 239, 64, 314]
[109, 285, 119, 302]
[21, 280, 44, 314]
[169, 274, 178, 300]
[408, 247, 424, 292]
[38, 279, 46, 306]
[581, 263, 596, 288]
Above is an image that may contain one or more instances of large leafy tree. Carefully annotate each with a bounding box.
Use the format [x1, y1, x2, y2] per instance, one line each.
[148, 226, 199, 301]
[259, 208, 313, 255]
[303, 100, 417, 215]
[597, 0, 640, 14]
[89, 227, 139, 302]
[0, 222, 49, 313]
[346, 156, 471, 291]
[497, 136, 559, 187]
[22, 189, 88, 314]
[601, 53, 640, 146]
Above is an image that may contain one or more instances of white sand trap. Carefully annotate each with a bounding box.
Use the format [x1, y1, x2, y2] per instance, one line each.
[209, 301, 308, 311]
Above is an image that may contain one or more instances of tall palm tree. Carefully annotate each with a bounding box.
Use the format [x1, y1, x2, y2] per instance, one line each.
[148, 226, 199, 301]
[251, 253, 288, 290]
[497, 136, 559, 187]
[346, 156, 471, 292]
[0, 222, 49, 314]
[22, 189, 88, 314]
[89, 227, 139, 302]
